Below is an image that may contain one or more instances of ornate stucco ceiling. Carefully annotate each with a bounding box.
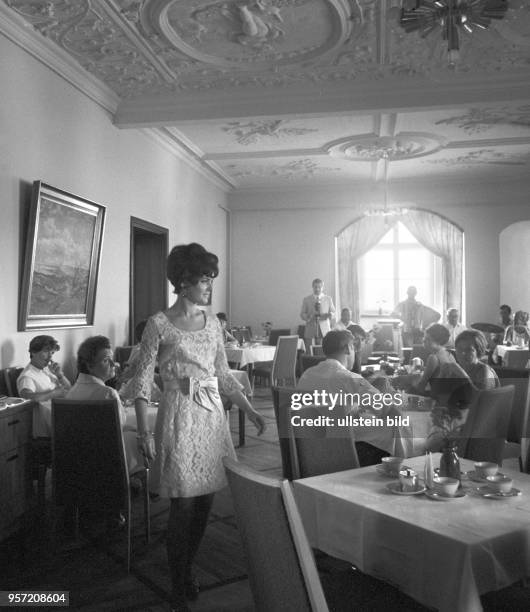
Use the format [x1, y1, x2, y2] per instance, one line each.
[3, 0, 530, 190]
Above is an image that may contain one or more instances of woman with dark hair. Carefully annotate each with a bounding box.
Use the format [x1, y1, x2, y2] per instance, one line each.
[503, 310, 530, 346]
[17, 335, 71, 409]
[132, 243, 266, 612]
[455, 329, 500, 390]
[411, 323, 462, 398]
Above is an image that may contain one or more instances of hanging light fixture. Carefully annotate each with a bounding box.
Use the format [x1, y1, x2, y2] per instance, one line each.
[399, 0, 509, 66]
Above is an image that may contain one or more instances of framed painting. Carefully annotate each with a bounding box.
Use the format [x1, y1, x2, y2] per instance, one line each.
[18, 181, 106, 330]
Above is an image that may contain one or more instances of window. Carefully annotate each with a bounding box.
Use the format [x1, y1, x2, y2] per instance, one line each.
[358, 222, 442, 315]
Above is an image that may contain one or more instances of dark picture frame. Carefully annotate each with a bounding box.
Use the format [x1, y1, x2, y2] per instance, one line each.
[18, 181, 106, 330]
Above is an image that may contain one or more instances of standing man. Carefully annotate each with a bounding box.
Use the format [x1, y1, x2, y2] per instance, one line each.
[300, 278, 335, 351]
[443, 308, 466, 349]
[392, 286, 424, 347]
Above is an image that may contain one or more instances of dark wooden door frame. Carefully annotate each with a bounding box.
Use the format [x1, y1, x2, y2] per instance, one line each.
[129, 217, 169, 344]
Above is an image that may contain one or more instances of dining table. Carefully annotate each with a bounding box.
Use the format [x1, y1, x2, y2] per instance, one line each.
[493, 344, 530, 369]
[225, 344, 276, 369]
[293, 453, 530, 612]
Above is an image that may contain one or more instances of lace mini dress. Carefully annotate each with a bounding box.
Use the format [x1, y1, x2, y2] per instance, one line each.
[131, 312, 241, 497]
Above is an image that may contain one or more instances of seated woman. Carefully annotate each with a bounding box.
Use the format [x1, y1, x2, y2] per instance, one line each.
[409, 323, 460, 400]
[17, 335, 72, 435]
[67, 335, 143, 475]
[455, 329, 500, 390]
[503, 310, 530, 346]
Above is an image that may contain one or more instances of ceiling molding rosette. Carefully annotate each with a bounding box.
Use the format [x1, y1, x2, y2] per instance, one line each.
[326, 133, 447, 161]
[139, 0, 353, 70]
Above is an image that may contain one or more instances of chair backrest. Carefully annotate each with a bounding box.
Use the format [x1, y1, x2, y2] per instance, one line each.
[458, 385, 515, 464]
[272, 386, 300, 480]
[272, 335, 299, 387]
[269, 328, 291, 347]
[114, 346, 135, 369]
[471, 322, 504, 335]
[292, 406, 360, 479]
[301, 354, 326, 373]
[493, 366, 530, 443]
[3, 366, 24, 396]
[52, 399, 129, 513]
[223, 457, 329, 612]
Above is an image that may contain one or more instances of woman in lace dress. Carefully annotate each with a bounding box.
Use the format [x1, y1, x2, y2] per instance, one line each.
[132, 243, 266, 612]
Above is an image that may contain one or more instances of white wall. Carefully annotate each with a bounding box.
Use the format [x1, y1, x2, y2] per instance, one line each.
[229, 181, 530, 334]
[500, 221, 530, 314]
[0, 34, 229, 376]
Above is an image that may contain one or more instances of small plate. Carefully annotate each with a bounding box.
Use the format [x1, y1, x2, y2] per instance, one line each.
[386, 482, 426, 496]
[424, 489, 466, 501]
[4, 397, 25, 407]
[477, 485, 521, 499]
[376, 465, 399, 478]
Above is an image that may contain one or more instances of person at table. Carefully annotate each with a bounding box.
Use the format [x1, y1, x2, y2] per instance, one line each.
[442, 308, 466, 350]
[334, 307, 355, 331]
[17, 335, 72, 411]
[409, 323, 463, 400]
[454, 330, 500, 390]
[503, 310, 530, 346]
[131, 242, 266, 611]
[216, 312, 238, 344]
[500, 304, 513, 329]
[300, 278, 336, 351]
[297, 329, 405, 466]
[66, 335, 145, 475]
[392, 286, 424, 347]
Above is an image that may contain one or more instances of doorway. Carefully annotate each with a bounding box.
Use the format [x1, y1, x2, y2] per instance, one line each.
[130, 217, 169, 343]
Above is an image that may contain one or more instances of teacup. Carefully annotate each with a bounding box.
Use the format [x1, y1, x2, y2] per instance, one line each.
[485, 474, 513, 494]
[474, 461, 499, 478]
[433, 477, 459, 497]
[381, 456, 404, 476]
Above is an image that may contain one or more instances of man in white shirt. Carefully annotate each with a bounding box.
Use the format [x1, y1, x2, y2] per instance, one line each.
[333, 307, 355, 331]
[300, 278, 336, 351]
[443, 308, 466, 349]
[297, 330, 408, 465]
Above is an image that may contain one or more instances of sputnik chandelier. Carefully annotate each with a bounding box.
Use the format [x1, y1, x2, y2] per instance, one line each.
[399, 0, 509, 66]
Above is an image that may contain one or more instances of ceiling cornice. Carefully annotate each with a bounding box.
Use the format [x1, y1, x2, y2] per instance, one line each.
[0, 2, 119, 113]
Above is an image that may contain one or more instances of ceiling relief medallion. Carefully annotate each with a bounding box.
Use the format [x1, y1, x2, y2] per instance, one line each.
[140, 0, 353, 69]
[221, 119, 318, 145]
[435, 106, 530, 135]
[425, 149, 530, 167]
[327, 133, 446, 162]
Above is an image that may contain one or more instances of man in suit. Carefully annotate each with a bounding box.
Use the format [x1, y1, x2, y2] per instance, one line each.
[392, 286, 424, 347]
[300, 278, 336, 352]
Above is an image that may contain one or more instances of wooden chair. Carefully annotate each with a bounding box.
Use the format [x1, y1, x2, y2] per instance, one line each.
[3, 366, 23, 396]
[52, 399, 150, 571]
[494, 366, 530, 470]
[292, 406, 360, 479]
[268, 328, 291, 347]
[457, 385, 515, 465]
[223, 457, 329, 612]
[255, 335, 299, 387]
[272, 386, 301, 480]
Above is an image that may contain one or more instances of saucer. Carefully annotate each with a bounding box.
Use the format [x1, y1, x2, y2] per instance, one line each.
[376, 465, 399, 478]
[477, 485, 521, 499]
[424, 489, 466, 501]
[386, 482, 426, 496]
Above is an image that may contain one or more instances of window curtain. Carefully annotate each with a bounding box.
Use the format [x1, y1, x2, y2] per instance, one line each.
[336, 216, 395, 322]
[336, 209, 464, 323]
[401, 210, 463, 316]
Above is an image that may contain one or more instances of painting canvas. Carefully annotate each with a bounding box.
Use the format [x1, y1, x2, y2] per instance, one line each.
[18, 181, 106, 330]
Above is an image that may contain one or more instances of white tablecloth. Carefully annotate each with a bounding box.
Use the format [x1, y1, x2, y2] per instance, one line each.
[225, 345, 276, 369]
[293, 454, 530, 612]
[493, 345, 530, 368]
